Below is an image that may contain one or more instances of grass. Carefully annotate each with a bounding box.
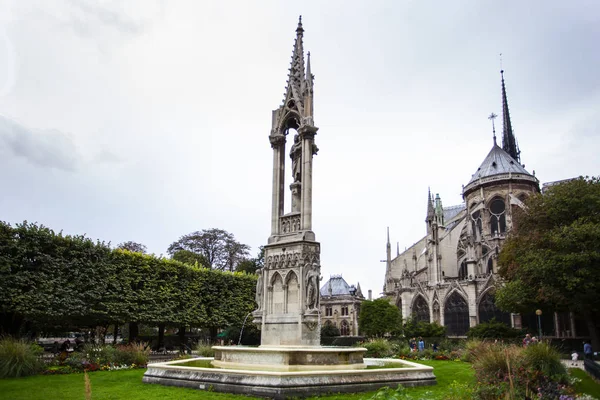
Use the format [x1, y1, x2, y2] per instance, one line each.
[0, 361, 472, 400]
[569, 368, 600, 398]
[1, 361, 595, 400]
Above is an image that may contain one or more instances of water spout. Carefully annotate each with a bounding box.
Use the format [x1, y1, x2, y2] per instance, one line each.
[238, 312, 253, 345]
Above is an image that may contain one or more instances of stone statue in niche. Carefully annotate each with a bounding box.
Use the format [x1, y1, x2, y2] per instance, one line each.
[305, 263, 320, 311]
[255, 268, 264, 309]
[290, 134, 302, 182]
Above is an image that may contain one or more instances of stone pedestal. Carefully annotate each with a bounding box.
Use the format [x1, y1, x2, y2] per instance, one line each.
[253, 237, 321, 347]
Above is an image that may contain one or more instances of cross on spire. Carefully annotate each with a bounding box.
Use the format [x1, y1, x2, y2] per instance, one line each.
[488, 112, 498, 145]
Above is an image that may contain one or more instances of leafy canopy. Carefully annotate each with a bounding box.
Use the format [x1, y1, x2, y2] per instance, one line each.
[167, 228, 250, 271]
[496, 176, 600, 314]
[358, 298, 402, 338]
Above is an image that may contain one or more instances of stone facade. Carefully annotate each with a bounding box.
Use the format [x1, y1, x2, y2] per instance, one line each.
[320, 276, 364, 336]
[384, 71, 543, 336]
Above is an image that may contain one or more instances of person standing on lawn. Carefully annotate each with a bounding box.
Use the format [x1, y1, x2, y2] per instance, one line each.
[584, 341, 593, 360]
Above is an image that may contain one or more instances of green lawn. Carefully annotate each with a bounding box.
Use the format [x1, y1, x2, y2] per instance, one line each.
[0, 361, 596, 400]
[0, 361, 472, 400]
[570, 368, 600, 398]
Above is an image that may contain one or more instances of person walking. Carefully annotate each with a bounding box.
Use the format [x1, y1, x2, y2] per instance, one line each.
[571, 350, 579, 366]
[418, 337, 425, 352]
[583, 341, 593, 360]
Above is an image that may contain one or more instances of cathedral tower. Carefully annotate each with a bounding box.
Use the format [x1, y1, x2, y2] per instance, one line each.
[461, 71, 539, 279]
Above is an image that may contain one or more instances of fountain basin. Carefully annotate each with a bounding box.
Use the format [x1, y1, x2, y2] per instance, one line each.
[212, 345, 367, 372]
[143, 356, 436, 399]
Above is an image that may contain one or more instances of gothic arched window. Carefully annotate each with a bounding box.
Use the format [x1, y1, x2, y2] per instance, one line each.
[489, 198, 506, 235]
[340, 320, 350, 336]
[412, 296, 430, 323]
[444, 292, 469, 336]
[487, 258, 493, 274]
[478, 292, 511, 325]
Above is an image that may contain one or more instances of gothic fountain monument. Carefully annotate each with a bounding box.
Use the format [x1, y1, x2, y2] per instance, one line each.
[143, 17, 436, 398]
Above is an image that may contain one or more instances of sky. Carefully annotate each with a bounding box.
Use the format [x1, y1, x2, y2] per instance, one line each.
[0, 0, 599, 298]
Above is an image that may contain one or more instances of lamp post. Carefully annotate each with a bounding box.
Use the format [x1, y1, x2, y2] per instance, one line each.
[535, 309, 543, 340]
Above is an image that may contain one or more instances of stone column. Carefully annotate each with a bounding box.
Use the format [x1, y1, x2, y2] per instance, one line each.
[299, 125, 317, 231]
[283, 284, 288, 314]
[269, 134, 286, 236]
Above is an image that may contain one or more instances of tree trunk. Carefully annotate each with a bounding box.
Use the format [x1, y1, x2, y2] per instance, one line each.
[157, 324, 165, 351]
[584, 310, 599, 351]
[113, 324, 119, 345]
[128, 322, 139, 343]
[210, 326, 218, 344]
[178, 326, 186, 353]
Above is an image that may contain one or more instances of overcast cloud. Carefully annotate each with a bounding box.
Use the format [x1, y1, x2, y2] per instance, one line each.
[0, 0, 598, 296]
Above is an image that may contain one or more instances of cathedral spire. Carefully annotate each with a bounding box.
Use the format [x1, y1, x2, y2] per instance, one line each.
[426, 187, 435, 222]
[305, 51, 313, 92]
[386, 227, 391, 249]
[501, 70, 520, 163]
[282, 16, 306, 114]
[386, 227, 391, 272]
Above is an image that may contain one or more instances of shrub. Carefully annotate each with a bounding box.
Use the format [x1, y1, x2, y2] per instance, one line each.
[195, 343, 215, 357]
[361, 338, 394, 358]
[115, 342, 150, 366]
[461, 339, 486, 362]
[471, 342, 571, 399]
[403, 316, 446, 338]
[82, 344, 118, 366]
[522, 342, 566, 381]
[446, 380, 475, 400]
[467, 319, 522, 339]
[320, 324, 340, 338]
[0, 336, 44, 378]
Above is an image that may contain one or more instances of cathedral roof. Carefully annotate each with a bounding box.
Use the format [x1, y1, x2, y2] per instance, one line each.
[467, 142, 533, 186]
[443, 204, 466, 223]
[320, 275, 362, 297]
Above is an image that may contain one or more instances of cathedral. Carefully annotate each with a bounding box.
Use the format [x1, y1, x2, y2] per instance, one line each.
[383, 71, 541, 336]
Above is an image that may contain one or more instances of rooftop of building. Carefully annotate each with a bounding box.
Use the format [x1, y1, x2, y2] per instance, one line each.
[467, 142, 533, 185]
[320, 275, 363, 298]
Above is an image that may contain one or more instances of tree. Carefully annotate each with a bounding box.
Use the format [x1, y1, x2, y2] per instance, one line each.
[358, 298, 402, 338]
[235, 246, 265, 274]
[495, 177, 600, 349]
[171, 250, 208, 268]
[117, 241, 147, 254]
[403, 316, 446, 338]
[0, 221, 257, 342]
[167, 229, 250, 271]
